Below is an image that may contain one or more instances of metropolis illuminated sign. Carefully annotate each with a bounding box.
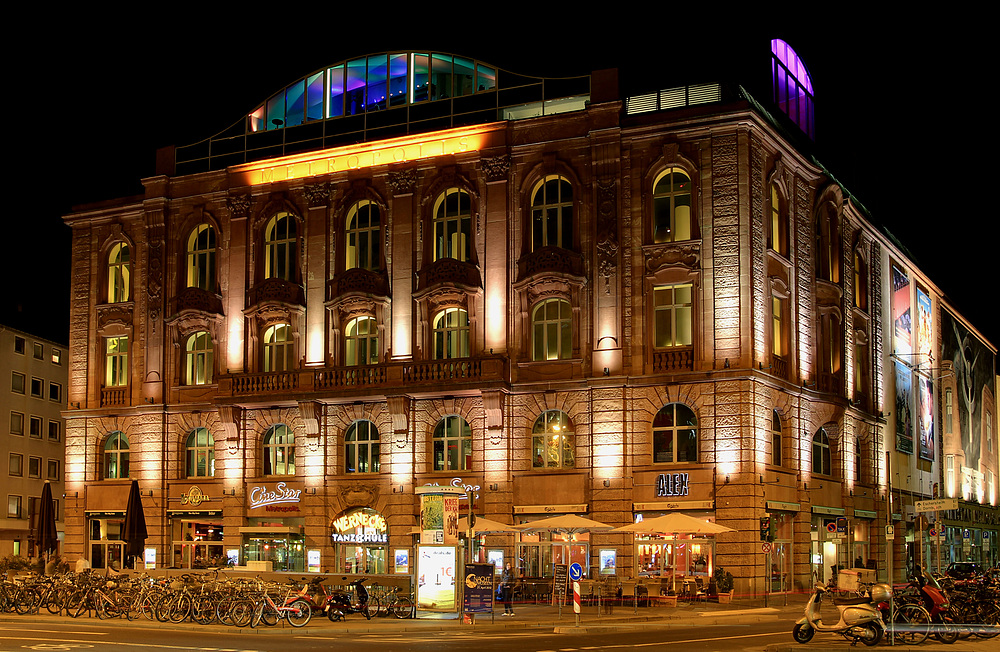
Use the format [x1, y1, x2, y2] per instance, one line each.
[656, 473, 690, 497]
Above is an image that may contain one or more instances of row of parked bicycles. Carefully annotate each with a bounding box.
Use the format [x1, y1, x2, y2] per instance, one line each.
[0, 569, 413, 628]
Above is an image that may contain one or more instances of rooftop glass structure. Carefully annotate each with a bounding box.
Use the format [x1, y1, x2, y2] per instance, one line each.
[174, 52, 590, 176]
[770, 39, 815, 140]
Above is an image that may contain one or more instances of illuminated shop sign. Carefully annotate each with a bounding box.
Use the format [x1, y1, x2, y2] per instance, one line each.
[180, 486, 210, 507]
[424, 477, 481, 499]
[656, 473, 690, 497]
[331, 508, 388, 544]
[248, 482, 302, 510]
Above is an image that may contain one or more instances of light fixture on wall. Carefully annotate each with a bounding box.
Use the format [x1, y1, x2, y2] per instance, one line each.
[392, 485, 405, 494]
[489, 483, 499, 491]
[63, 491, 78, 499]
[224, 488, 236, 496]
[603, 479, 611, 488]
[725, 475, 730, 484]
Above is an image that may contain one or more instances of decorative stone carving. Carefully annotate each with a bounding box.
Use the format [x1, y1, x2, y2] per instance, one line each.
[304, 183, 332, 208]
[340, 483, 379, 508]
[596, 179, 619, 294]
[248, 278, 305, 307]
[386, 395, 410, 441]
[218, 405, 240, 452]
[97, 304, 134, 329]
[418, 257, 482, 292]
[387, 169, 417, 195]
[328, 268, 390, 300]
[172, 287, 224, 316]
[516, 246, 584, 281]
[481, 155, 510, 182]
[297, 400, 320, 436]
[642, 242, 701, 274]
[481, 389, 504, 444]
[227, 194, 252, 218]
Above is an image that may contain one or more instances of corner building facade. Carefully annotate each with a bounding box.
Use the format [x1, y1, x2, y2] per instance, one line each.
[63, 47, 998, 590]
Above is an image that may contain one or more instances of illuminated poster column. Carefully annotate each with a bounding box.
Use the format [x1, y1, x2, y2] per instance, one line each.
[414, 485, 464, 617]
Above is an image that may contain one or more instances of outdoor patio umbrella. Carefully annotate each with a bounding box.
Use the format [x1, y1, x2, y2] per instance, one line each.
[122, 479, 148, 569]
[458, 515, 519, 534]
[514, 513, 613, 534]
[34, 481, 58, 572]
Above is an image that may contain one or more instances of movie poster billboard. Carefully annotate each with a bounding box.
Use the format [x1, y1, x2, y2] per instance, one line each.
[892, 264, 912, 356]
[421, 494, 444, 544]
[916, 287, 932, 361]
[941, 310, 996, 477]
[895, 361, 913, 454]
[443, 496, 459, 545]
[918, 376, 934, 462]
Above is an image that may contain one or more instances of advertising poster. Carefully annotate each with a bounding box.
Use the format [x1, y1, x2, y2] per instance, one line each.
[600, 549, 617, 575]
[417, 545, 457, 611]
[444, 496, 459, 545]
[421, 494, 444, 544]
[463, 563, 495, 613]
[892, 264, 911, 356]
[918, 376, 935, 462]
[487, 549, 503, 575]
[395, 549, 409, 574]
[895, 361, 913, 454]
[916, 286, 932, 360]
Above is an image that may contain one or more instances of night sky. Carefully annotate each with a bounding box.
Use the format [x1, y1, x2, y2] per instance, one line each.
[6, 15, 996, 351]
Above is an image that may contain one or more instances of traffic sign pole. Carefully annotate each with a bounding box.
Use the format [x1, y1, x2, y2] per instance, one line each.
[573, 581, 580, 627]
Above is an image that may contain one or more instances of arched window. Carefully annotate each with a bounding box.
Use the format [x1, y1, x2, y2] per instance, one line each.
[346, 200, 381, 271]
[345, 316, 378, 366]
[531, 410, 575, 469]
[432, 308, 469, 359]
[812, 428, 832, 476]
[532, 298, 572, 361]
[530, 175, 573, 250]
[108, 243, 130, 303]
[185, 331, 214, 385]
[854, 251, 868, 311]
[771, 410, 782, 467]
[815, 205, 840, 284]
[263, 424, 295, 476]
[433, 188, 471, 261]
[769, 185, 788, 257]
[264, 213, 297, 281]
[345, 420, 380, 473]
[771, 39, 815, 139]
[652, 168, 692, 243]
[652, 403, 698, 463]
[263, 323, 294, 372]
[186, 224, 216, 291]
[103, 431, 129, 479]
[186, 427, 215, 478]
[433, 415, 471, 471]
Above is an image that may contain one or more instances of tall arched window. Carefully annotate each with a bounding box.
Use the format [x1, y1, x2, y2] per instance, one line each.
[531, 410, 575, 469]
[433, 188, 471, 261]
[769, 185, 788, 257]
[345, 420, 380, 473]
[264, 213, 297, 281]
[530, 175, 573, 250]
[853, 251, 868, 311]
[652, 403, 698, 463]
[186, 427, 215, 478]
[103, 431, 129, 479]
[185, 331, 214, 385]
[263, 424, 295, 476]
[263, 323, 294, 372]
[108, 243, 130, 303]
[652, 168, 692, 243]
[532, 298, 572, 361]
[771, 410, 782, 467]
[345, 316, 378, 366]
[346, 200, 381, 271]
[433, 415, 471, 471]
[812, 428, 832, 476]
[186, 224, 216, 291]
[432, 308, 469, 359]
[815, 205, 840, 284]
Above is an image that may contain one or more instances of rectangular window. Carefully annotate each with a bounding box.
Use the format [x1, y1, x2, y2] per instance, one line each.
[7, 495, 22, 518]
[30, 377, 43, 398]
[988, 414, 993, 454]
[51, 348, 62, 365]
[48, 459, 60, 481]
[48, 420, 60, 442]
[14, 336, 25, 354]
[11, 372, 25, 394]
[946, 455, 955, 497]
[49, 382, 62, 403]
[653, 284, 693, 348]
[105, 336, 129, 387]
[945, 388, 953, 435]
[33, 342, 43, 360]
[10, 411, 24, 435]
[772, 296, 785, 356]
[28, 456, 41, 479]
[9, 453, 22, 476]
[29, 416, 42, 438]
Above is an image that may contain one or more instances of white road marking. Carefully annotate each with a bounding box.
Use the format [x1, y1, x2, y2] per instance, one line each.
[0, 637, 260, 652]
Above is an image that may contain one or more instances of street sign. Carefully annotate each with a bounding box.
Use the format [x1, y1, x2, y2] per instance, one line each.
[827, 522, 837, 533]
[762, 542, 772, 553]
[915, 498, 958, 512]
[886, 525, 894, 537]
[569, 562, 583, 582]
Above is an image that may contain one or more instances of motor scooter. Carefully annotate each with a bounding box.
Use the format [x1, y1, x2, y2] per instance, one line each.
[910, 566, 959, 643]
[325, 576, 373, 621]
[792, 582, 889, 646]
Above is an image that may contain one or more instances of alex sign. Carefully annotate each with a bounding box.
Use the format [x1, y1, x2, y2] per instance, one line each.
[656, 472, 690, 497]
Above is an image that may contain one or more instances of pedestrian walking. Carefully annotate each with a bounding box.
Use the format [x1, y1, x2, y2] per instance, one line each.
[501, 562, 516, 616]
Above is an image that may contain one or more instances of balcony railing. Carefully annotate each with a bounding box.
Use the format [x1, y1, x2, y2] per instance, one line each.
[100, 386, 129, 407]
[230, 371, 299, 395]
[652, 347, 694, 373]
[772, 355, 788, 380]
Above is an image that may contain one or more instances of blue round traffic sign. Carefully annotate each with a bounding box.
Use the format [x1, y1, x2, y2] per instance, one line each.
[569, 562, 583, 581]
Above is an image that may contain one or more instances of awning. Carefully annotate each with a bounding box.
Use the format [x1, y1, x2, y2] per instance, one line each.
[238, 526, 301, 535]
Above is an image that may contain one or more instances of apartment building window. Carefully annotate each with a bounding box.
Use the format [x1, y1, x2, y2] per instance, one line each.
[264, 213, 297, 281]
[652, 403, 698, 463]
[51, 348, 62, 365]
[346, 200, 381, 271]
[263, 324, 294, 373]
[653, 284, 693, 348]
[532, 298, 572, 361]
[10, 412, 24, 436]
[652, 168, 692, 243]
[103, 431, 130, 479]
[432, 188, 471, 262]
[33, 342, 43, 360]
[345, 316, 378, 366]
[13, 336, 25, 355]
[345, 420, 380, 473]
[105, 336, 129, 387]
[11, 372, 24, 394]
[29, 416, 42, 439]
[186, 428, 215, 478]
[432, 308, 469, 359]
[48, 459, 60, 481]
[771, 410, 782, 467]
[530, 175, 573, 250]
[263, 424, 295, 476]
[28, 456, 41, 479]
[9, 453, 22, 477]
[186, 224, 216, 291]
[812, 428, 832, 476]
[433, 415, 472, 472]
[7, 495, 21, 518]
[48, 420, 60, 442]
[185, 331, 214, 385]
[30, 377, 43, 398]
[769, 184, 788, 257]
[108, 242, 131, 303]
[49, 382, 62, 403]
[531, 410, 575, 469]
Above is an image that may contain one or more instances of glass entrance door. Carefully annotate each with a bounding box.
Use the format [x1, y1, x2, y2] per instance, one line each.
[242, 533, 305, 571]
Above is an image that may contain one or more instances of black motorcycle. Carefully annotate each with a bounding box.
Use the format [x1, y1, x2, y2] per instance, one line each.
[325, 576, 373, 621]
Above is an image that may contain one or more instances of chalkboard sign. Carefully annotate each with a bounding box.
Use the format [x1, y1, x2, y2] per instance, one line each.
[553, 564, 569, 602]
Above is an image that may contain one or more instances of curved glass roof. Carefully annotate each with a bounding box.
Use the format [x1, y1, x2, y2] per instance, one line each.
[175, 52, 590, 175]
[771, 39, 813, 94]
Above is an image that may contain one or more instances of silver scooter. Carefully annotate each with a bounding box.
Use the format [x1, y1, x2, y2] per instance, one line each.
[792, 582, 889, 646]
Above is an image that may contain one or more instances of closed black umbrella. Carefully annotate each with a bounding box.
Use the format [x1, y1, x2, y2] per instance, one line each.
[122, 479, 148, 569]
[34, 481, 58, 571]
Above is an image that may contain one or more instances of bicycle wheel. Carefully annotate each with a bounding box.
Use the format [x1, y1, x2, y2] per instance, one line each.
[253, 601, 279, 627]
[192, 595, 216, 625]
[169, 594, 192, 623]
[46, 588, 67, 615]
[393, 596, 413, 619]
[14, 587, 39, 615]
[230, 599, 254, 628]
[975, 603, 1000, 639]
[892, 603, 930, 645]
[286, 599, 311, 627]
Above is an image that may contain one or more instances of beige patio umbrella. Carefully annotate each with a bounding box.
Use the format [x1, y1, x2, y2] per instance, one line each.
[514, 513, 614, 533]
[458, 515, 520, 533]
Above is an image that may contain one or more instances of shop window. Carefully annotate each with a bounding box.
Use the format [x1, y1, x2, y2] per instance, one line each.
[432, 188, 471, 262]
[531, 410, 575, 469]
[186, 224, 216, 291]
[771, 410, 782, 467]
[530, 175, 573, 250]
[652, 403, 698, 463]
[345, 420, 380, 473]
[652, 168, 692, 243]
[10, 412, 23, 436]
[11, 372, 24, 394]
[9, 453, 22, 477]
[532, 298, 572, 361]
[346, 200, 381, 271]
[263, 323, 294, 372]
[654, 284, 692, 348]
[432, 308, 469, 359]
[108, 242, 130, 303]
[263, 424, 295, 476]
[345, 316, 378, 366]
[769, 184, 788, 256]
[185, 331, 214, 385]
[812, 428, 832, 476]
[186, 427, 215, 478]
[103, 431, 129, 479]
[433, 415, 471, 471]
[105, 336, 129, 387]
[264, 213, 297, 281]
